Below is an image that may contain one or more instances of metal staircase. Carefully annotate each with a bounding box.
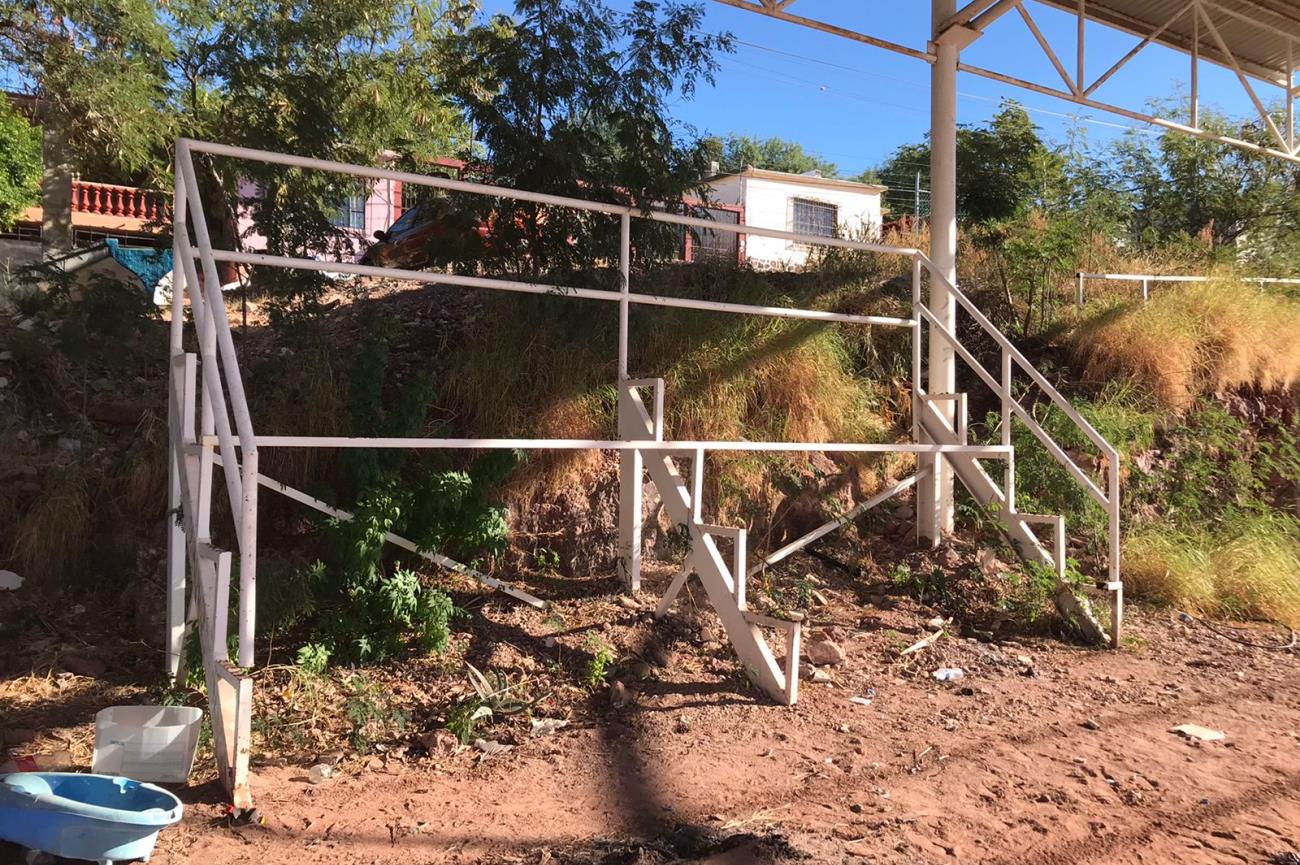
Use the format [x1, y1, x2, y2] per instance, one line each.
[166, 139, 1122, 808]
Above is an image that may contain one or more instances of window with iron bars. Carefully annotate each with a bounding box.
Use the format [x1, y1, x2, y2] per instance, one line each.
[792, 198, 837, 238]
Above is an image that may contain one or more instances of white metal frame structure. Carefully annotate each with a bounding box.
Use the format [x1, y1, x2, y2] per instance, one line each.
[1075, 270, 1300, 305]
[717, 0, 1300, 163]
[167, 137, 1123, 807]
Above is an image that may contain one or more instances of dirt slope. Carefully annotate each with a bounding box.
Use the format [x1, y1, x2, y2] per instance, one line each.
[153, 580, 1300, 865]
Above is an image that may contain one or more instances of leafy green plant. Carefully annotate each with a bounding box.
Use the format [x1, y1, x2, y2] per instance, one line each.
[295, 642, 331, 677]
[582, 634, 615, 690]
[344, 674, 408, 754]
[445, 696, 491, 746]
[532, 547, 561, 573]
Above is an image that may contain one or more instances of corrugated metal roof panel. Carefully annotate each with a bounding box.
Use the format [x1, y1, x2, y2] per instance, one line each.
[1036, 0, 1300, 83]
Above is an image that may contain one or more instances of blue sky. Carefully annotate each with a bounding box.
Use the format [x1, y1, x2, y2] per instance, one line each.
[478, 1, 1279, 177]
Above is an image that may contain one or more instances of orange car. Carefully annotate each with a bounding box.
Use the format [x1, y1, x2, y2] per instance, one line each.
[360, 199, 490, 269]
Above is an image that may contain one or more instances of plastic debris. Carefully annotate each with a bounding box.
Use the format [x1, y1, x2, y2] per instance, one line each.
[1170, 724, 1226, 742]
[848, 696, 873, 707]
[473, 738, 514, 757]
[931, 667, 965, 682]
[529, 718, 569, 738]
[307, 763, 332, 784]
[0, 570, 22, 591]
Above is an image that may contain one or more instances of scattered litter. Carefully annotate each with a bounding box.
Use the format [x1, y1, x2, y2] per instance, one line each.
[901, 630, 944, 656]
[0, 570, 22, 591]
[800, 663, 832, 684]
[529, 718, 569, 738]
[932, 667, 965, 682]
[925, 616, 949, 631]
[1170, 724, 1226, 742]
[473, 738, 514, 758]
[848, 696, 873, 707]
[1082, 718, 1101, 731]
[307, 763, 333, 784]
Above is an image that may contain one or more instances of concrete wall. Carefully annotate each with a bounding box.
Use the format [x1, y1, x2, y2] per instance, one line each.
[705, 174, 882, 269]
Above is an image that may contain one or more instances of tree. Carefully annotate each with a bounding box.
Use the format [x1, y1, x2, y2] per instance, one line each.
[1113, 100, 1300, 262]
[877, 100, 1064, 223]
[702, 133, 838, 177]
[0, 96, 40, 229]
[439, 0, 732, 276]
[1, 0, 471, 269]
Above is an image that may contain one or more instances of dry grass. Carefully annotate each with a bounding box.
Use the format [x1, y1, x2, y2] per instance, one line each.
[9, 464, 94, 586]
[1124, 514, 1300, 628]
[1072, 280, 1300, 410]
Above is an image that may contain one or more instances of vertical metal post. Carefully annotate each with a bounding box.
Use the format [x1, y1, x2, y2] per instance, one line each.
[1287, 42, 1295, 152]
[616, 212, 642, 592]
[691, 447, 704, 524]
[1001, 348, 1014, 512]
[1108, 458, 1122, 648]
[1191, 12, 1200, 128]
[1076, 0, 1085, 91]
[920, 0, 959, 544]
[166, 160, 188, 680]
[1141, 278, 1149, 302]
[734, 529, 747, 611]
[1076, 272, 1085, 310]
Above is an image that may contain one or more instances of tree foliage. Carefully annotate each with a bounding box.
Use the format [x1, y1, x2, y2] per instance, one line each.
[877, 100, 1063, 223]
[701, 133, 838, 177]
[439, 0, 732, 275]
[0, 96, 40, 229]
[1114, 100, 1300, 261]
[1, 0, 471, 261]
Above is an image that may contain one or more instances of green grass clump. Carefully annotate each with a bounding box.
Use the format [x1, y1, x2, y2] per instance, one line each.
[1124, 513, 1300, 628]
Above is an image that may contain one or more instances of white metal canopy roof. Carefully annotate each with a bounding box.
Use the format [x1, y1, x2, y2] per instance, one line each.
[1037, 0, 1300, 83]
[716, 0, 1300, 162]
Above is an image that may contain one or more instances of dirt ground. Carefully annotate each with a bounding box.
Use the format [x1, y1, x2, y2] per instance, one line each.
[116, 559, 1296, 865]
[2, 279, 1298, 865]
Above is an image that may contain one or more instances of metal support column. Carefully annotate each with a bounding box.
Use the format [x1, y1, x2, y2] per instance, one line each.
[919, 0, 960, 544]
[616, 214, 643, 591]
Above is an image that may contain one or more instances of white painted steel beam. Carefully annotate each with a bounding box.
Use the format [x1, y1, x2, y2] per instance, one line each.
[201, 434, 1014, 456]
[199, 249, 915, 329]
[922, 0, 960, 544]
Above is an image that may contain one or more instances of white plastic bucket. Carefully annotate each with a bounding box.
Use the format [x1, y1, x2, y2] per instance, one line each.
[92, 706, 204, 784]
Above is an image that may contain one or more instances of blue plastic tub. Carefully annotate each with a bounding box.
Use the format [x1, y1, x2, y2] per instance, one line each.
[0, 772, 183, 863]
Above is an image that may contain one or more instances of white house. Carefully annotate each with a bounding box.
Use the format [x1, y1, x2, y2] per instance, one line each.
[700, 166, 885, 269]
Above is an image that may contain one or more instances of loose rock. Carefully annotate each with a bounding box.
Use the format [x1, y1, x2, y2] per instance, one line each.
[806, 637, 846, 667]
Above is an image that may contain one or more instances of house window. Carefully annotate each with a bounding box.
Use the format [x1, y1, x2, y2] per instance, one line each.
[792, 198, 837, 238]
[332, 192, 367, 230]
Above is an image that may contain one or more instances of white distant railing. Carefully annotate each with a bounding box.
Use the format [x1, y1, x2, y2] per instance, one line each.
[1076, 271, 1300, 307]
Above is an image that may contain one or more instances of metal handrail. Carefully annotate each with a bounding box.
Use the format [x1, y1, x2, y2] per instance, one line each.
[1075, 270, 1300, 307]
[172, 138, 1123, 660]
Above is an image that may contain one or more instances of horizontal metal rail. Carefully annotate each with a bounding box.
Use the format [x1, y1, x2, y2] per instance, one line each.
[200, 249, 916, 328]
[182, 139, 921, 258]
[751, 474, 918, 575]
[200, 434, 1013, 456]
[211, 453, 545, 609]
[1076, 270, 1300, 307]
